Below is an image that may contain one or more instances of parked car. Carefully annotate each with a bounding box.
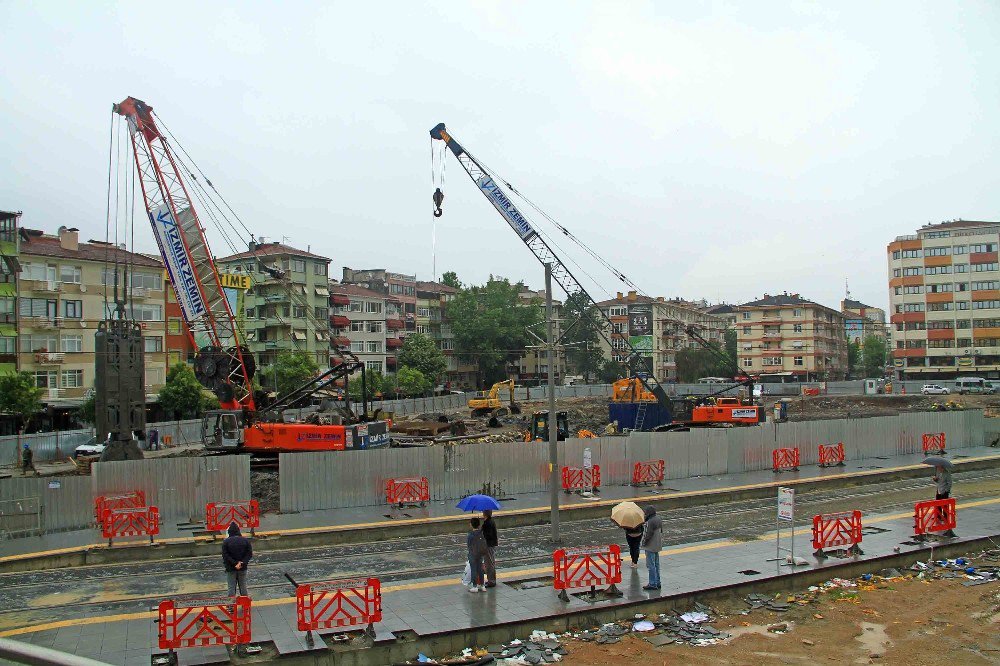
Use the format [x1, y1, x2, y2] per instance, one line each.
[73, 437, 106, 458]
[921, 384, 950, 395]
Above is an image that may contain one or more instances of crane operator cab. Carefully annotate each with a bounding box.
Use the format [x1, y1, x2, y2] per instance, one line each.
[203, 410, 244, 449]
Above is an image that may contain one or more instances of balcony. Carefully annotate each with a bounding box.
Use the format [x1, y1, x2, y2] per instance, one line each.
[762, 332, 781, 338]
[130, 287, 149, 299]
[330, 315, 351, 328]
[386, 337, 404, 349]
[264, 293, 290, 303]
[27, 316, 60, 330]
[332, 336, 351, 347]
[26, 279, 60, 293]
[34, 352, 65, 365]
[386, 356, 397, 367]
[386, 318, 405, 331]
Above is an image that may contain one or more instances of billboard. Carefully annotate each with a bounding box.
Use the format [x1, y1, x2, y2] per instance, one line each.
[628, 303, 653, 336]
[150, 204, 206, 324]
[476, 176, 536, 240]
[845, 319, 865, 344]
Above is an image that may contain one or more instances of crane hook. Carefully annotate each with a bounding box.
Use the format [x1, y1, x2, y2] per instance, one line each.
[433, 187, 444, 217]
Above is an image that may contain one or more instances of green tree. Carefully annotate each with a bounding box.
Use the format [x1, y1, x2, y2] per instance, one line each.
[441, 271, 462, 289]
[78, 392, 96, 425]
[847, 339, 861, 378]
[258, 351, 320, 397]
[348, 370, 384, 401]
[562, 291, 604, 382]
[861, 335, 887, 378]
[398, 333, 447, 383]
[597, 358, 625, 384]
[396, 366, 431, 396]
[447, 276, 542, 386]
[676, 347, 725, 383]
[158, 363, 218, 419]
[724, 328, 737, 366]
[0, 372, 43, 432]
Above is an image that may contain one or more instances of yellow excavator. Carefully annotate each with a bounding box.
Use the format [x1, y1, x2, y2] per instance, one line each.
[468, 379, 522, 418]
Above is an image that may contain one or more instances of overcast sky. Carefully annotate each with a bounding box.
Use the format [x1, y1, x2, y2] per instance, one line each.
[2, 1, 997, 313]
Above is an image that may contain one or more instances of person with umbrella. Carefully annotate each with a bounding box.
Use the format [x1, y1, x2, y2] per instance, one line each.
[611, 501, 645, 569]
[924, 456, 957, 537]
[457, 495, 501, 592]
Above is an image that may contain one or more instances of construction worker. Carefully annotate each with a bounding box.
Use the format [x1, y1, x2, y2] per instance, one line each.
[21, 444, 33, 475]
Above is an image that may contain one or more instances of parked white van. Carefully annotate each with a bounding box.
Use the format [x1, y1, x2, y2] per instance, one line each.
[955, 377, 995, 394]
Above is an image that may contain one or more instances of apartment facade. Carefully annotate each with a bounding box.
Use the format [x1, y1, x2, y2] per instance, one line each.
[0, 211, 20, 376]
[17, 226, 169, 401]
[515, 287, 567, 385]
[329, 283, 389, 375]
[596, 291, 727, 382]
[842, 298, 887, 345]
[342, 267, 417, 333]
[887, 219, 1000, 379]
[736, 293, 848, 381]
[217, 241, 331, 370]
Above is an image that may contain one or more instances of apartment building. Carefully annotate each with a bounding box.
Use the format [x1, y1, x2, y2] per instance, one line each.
[17, 226, 169, 401]
[887, 219, 1000, 379]
[735, 293, 848, 381]
[0, 211, 19, 377]
[342, 267, 417, 332]
[217, 241, 331, 370]
[596, 291, 727, 382]
[842, 298, 887, 345]
[414, 281, 476, 388]
[329, 283, 389, 375]
[515, 286, 567, 385]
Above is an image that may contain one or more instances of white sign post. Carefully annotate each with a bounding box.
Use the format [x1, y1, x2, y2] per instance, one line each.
[776, 487, 795, 565]
[582, 447, 593, 497]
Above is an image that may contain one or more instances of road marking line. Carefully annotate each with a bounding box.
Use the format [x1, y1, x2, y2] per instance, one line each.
[2, 496, 997, 639]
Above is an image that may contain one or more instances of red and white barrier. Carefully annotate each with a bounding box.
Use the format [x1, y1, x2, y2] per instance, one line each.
[385, 477, 429, 507]
[631, 460, 665, 487]
[561, 466, 601, 493]
[101, 506, 159, 546]
[811, 510, 863, 558]
[772, 447, 800, 472]
[158, 595, 251, 652]
[913, 498, 956, 539]
[206, 500, 260, 536]
[295, 577, 382, 638]
[818, 443, 846, 468]
[552, 545, 622, 602]
[922, 433, 946, 455]
[94, 490, 145, 522]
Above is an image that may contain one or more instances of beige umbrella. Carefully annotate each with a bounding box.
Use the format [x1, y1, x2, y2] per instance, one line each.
[611, 501, 645, 529]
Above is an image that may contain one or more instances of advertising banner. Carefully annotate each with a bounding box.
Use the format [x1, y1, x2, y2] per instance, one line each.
[476, 176, 536, 240]
[150, 204, 206, 324]
[628, 303, 653, 336]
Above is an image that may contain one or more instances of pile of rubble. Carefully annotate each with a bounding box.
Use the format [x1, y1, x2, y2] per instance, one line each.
[400, 630, 570, 665]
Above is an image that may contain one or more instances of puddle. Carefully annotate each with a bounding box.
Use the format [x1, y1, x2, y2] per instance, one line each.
[854, 622, 892, 662]
[724, 621, 796, 642]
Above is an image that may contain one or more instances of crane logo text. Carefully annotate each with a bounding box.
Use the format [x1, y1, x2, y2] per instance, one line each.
[477, 176, 535, 240]
[151, 206, 206, 320]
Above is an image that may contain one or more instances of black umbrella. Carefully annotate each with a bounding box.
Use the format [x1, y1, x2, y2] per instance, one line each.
[922, 456, 953, 469]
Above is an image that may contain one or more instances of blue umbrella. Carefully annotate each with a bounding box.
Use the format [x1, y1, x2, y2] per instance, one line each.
[456, 494, 501, 512]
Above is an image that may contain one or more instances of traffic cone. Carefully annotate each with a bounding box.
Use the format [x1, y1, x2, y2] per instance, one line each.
[901, 384, 906, 395]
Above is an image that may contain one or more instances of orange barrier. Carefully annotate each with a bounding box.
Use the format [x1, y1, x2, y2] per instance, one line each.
[631, 459, 665, 486]
[818, 443, 846, 467]
[552, 544, 622, 602]
[94, 490, 145, 522]
[158, 595, 251, 654]
[922, 432, 946, 455]
[101, 506, 159, 546]
[561, 465, 601, 493]
[772, 447, 800, 472]
[913, 498, 957, 539]
[295, 577, 382, 639]
[385, 477, 429, 507]
[811, 510, 863, 558]
[206, 500, 260, 536]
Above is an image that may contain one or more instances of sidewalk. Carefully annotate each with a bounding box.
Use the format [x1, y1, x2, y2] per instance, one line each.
[1, 446, 998, 563]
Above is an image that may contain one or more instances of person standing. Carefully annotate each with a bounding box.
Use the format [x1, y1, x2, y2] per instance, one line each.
[482, 509, 498, 588]
[21, 444, 33, 476]
[641, 505, 662, 590]
[149, 427, 160, 451]
[466, 517, 488, 593]
[222, 522, 253, 596]
[622, 523, 643, 569]
[933, 464, 956, 537]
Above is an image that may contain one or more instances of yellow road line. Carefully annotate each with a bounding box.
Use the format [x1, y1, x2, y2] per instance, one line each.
[5, 453, 999, 565]
[2, 496, 997, 639]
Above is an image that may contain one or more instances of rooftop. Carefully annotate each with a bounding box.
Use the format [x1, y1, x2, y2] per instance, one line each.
[19, 228, 163, 268]
[739, 293, 843, 317]
[217, 241, 330, 262]
[416, 280, 460, 294]
[843, 298, 874, 310]
[329, 282, 385, 299]
[919, 219, 999, 231]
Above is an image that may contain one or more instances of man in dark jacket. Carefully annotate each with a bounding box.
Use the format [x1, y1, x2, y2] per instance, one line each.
[222, 522, 253, 596]
[640, 505, 663, 591]
[21, 445, 33, 475]
[482, 509, 498, 588]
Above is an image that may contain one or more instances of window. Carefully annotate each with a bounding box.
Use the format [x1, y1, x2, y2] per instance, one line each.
[971, 243, 997, 253]
[793, 324, 803, 333]
[792, 309, 802, 317]
[612, 322, 626, 333]
[350, 341, 365, 353]
[131, 272, 163, 290]
[893, 269, 901, 277]
[365, 360, 383, 373]
[63, 300, 82, 318]
[742, 343, 752, 350]
[905, 321, 926, 330]
[926, 283, 953, 293]
[901, 249, 922, 258]
[956, 282, 968, 291]
[741, 311, 751, 320]
[366, 341, 381, 353]
[19, 298, 56, 318]
[348, 300, 363, 312]
[974, 318, 1000, 327]
[892, 250, 900, 259]
[742, 326, 751, 334]
[144, 337, 163, 353]
[927, 321, 954, 329]
[973, 300, 1000, 310]
[313, 262, 327, 276]
[957, 320, 972, 329]
[926, 231, 951, 238]
[955, 264, 968, 273]
[61, 369, 83, 388]
[902, 285, 924, 294]
[124, 304, 163, 321]
[927, 339, 955, 348]
[441, 339, 454, 350]
[60, 335, 82, 353]
[417, 307, 430, 317]
[928, 302, 953, 311]
[953, 245, 968, 254]
[23, 263, 56, 282]
[609, 306, 627, 317]
[314, 306, 328, 319]
[0, 336, 14, 353]
[903, 303, 925, 312]
[33, 370, 57, 388]
[293, 306, 307, 318]
[973, 281, 1000, 291]
[366, 321, 383, 333]
[59, 265, 82, 284]
[902, 267, 922, 276]
[742, 358, 753, 368]
[793, 356, 803, 366]
[292, 330, 307, 341]
[973, 263, 999, 272]
[925, 246, 951, 257]
[762, 356, 782, 366]
[0, 297, 12, 315]
[350, 321, 365, 332]
[366, 301, 383, 314]
[168, 318, 183, 335]
[21, 334, 58, 352]
[291, 259, 306, 273]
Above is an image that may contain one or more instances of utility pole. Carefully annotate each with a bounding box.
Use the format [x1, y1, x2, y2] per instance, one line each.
[546, 263, 560, 542]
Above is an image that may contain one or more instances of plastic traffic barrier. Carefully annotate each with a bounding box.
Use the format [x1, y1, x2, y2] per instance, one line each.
[385, 477, 429, 507]
[631, 459, 665, 487]
[561, 465, 601, 494]
[295, 577, 382, 639]
[157, 595, 251, 657]
[922, 432, 946, 455]
[94, 490, 145, 522]
[101, 506, 159, 546]
[772, 447, 800, 472]
[552, 545, 622, 602]
[811, 510, 863, 558]
[818, 443, 846, 467]
[205, 500, 260, 536]
[913, 498, 957, 539]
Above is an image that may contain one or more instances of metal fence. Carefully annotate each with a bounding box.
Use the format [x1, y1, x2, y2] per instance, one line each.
[280, 410, 986, 512]
[0, 419, 204, 467]
[0, 476, 95, 533]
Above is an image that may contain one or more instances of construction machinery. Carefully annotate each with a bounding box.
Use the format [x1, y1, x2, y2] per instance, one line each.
[523, 410, 569, 442]
[468, 379, 522, 417]
[114, 97, 389, 453]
